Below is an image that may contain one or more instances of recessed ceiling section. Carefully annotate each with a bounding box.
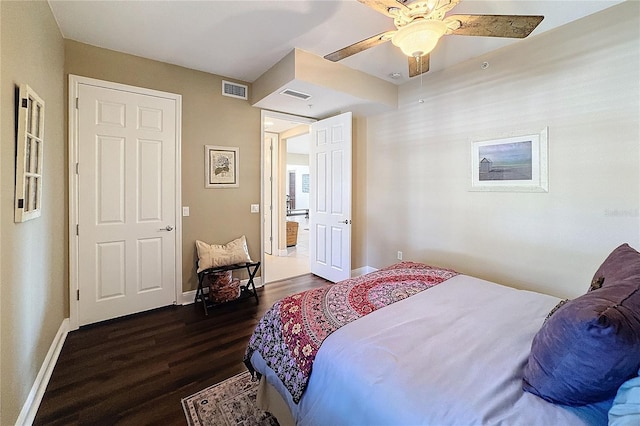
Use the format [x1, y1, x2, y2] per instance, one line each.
[255, 80, 377, 119]
[252, 48, 397, 118]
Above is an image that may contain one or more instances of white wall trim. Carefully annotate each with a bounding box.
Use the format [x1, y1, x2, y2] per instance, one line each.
[352, 266, 377, 277]
[15, 319, 69, 426]
[180, 277, 264, 305]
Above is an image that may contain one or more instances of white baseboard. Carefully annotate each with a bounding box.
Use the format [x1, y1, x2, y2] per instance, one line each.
[180, 276, 264, 305]
[180, 289, 197, 305]
[352, 266, 377, 277]
[16, 318, 70, 426]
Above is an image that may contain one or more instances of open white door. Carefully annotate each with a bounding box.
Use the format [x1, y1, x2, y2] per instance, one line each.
[309, 112, 352, 282]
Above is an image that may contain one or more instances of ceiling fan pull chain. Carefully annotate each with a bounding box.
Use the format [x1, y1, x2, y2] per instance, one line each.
[418, 56, 425, 104]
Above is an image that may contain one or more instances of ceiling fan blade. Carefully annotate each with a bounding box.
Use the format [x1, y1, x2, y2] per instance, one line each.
[446, 14, 544, 38]
[324, 30, 395, 62]
[408, 55, 430, 78]
[357, 0, 409, 18]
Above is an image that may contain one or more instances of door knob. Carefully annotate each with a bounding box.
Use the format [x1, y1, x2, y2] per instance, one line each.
[340, 220, 352, 224]
[160, 225, 174, 231]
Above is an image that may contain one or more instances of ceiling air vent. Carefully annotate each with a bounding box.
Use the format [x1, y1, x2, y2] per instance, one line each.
[222, 80, 248, 100]
[279, 88, 312, 101]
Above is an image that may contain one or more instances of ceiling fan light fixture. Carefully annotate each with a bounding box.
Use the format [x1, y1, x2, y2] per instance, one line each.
[392, 19, 447, 57]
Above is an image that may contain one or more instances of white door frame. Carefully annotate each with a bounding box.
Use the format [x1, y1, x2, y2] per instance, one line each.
[260, 110, 315, 283]
[263, 132, 277, 255]
[68, 75, 182, 330]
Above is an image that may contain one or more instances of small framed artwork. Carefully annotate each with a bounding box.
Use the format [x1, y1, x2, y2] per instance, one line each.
[205, 145, 239, 188]
[470, 127, 548, 192]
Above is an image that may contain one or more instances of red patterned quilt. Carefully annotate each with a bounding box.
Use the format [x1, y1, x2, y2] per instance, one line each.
[244, 262, 458, 403]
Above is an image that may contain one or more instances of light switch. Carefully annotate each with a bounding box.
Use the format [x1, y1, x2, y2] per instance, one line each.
[250, 204, 259, 213]
[182, 206, 190, 217]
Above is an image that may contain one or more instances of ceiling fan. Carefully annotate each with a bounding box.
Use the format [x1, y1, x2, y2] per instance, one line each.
[324, 0, 544, 77]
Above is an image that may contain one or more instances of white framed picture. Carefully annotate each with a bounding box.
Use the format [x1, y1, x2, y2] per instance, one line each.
[470, 127, 548, 192]
[205, 145, 239, 188]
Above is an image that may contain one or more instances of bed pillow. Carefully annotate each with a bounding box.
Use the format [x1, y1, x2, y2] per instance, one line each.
[591, 243, 640, 289]
[609, 369, 640, 425]
[523, 278, 640, 405]
[196, 236, 252, 273]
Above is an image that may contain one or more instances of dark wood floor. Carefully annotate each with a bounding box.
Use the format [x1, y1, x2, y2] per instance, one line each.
[35, 274, 329, 426]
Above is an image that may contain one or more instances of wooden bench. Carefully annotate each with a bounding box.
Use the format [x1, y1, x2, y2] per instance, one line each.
[194, 261, 261, 315]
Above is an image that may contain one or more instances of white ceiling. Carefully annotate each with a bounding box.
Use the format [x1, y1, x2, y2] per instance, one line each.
[49, 0, 624, 117]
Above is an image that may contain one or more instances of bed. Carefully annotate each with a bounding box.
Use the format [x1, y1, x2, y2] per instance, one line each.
[244, 245, 640, 426]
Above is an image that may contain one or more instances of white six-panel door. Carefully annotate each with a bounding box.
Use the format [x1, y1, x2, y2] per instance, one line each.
[309, 112, 352, 282]
[76, 83, 178, 326]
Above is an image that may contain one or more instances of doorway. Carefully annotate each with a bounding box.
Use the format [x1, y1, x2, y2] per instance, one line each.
[69, 75, 182, 329]
[261, 111, 314, 284]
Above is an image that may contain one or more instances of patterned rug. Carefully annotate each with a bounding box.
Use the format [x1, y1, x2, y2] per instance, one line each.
[182, 371, 279, 426]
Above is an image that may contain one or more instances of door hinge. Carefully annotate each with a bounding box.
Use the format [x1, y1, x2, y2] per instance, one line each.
[76, 224, 79, 236]
[77, 289, 80, 301]
[75, 97, 79, 109]
[22, 98, 28, 108]
[75, 162, 79, 175]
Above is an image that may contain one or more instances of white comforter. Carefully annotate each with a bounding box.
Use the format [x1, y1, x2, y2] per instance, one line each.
[251, 274, 611, 425]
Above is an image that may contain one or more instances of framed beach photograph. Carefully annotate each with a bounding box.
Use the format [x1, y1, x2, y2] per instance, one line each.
[470, 128, 548, 192]
[205, 145, 239, 188]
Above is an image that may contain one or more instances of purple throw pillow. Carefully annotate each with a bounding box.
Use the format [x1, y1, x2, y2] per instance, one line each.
[523, 280, 640, 405]
[523, 244, 640, 405]
[591, 243, 640, 288]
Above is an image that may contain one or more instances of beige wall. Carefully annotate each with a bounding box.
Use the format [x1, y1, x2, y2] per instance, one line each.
[64, 40, 262, 292]
[352, 115, 368, 270]
[1, 1, 66, 424]
[364, 1, 640, 299]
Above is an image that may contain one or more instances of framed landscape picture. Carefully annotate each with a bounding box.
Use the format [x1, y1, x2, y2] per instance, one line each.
[205, 145, 239, 188]
[470, 128, 548, 192]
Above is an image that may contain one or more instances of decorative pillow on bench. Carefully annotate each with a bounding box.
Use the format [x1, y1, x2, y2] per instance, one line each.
[196, 235, 252, 273]
[523, 243, 640, 405]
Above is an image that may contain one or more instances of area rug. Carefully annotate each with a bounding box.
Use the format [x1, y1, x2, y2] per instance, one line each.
[182, 371, 279, 426]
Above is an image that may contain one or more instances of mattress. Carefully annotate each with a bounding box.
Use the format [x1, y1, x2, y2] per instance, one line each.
[249, 274, 612, 425]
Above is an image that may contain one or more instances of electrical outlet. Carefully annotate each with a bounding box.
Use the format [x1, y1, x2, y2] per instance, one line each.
[397, 251, 403, 260]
